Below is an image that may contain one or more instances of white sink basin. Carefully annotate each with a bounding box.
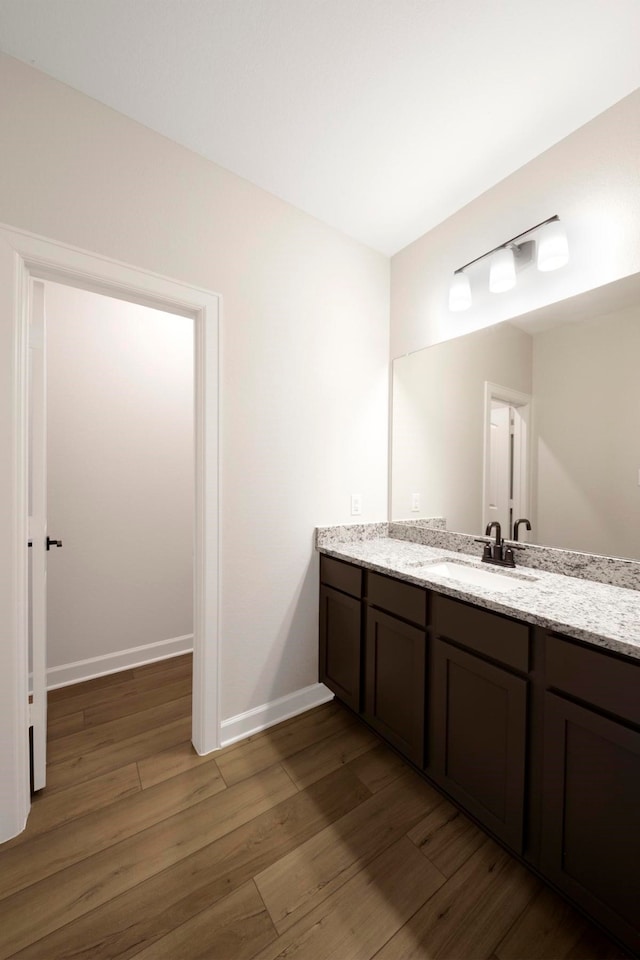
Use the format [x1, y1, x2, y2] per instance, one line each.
[419, 561, 528, 592]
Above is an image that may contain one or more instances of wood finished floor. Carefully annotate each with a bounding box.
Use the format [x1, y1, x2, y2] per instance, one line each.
[0, 654, 629, 960]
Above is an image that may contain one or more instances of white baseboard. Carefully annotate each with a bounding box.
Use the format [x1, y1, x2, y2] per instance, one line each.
[220, 683, 335, 749]
[44, 634, 194, 690]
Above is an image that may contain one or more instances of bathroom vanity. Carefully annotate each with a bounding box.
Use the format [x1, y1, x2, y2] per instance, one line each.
[318, 537, 640, 956]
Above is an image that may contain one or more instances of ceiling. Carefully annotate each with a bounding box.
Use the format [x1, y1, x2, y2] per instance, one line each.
[1, 0, 639, 255]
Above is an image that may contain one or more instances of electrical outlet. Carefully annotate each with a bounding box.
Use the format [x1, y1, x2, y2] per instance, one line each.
[411, 492, 420, 512]
[351, 493, 362, 516]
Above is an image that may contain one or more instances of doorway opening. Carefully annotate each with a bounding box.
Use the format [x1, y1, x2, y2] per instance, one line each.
[1, 224, 220, 841]
[29, 280, 196, 789]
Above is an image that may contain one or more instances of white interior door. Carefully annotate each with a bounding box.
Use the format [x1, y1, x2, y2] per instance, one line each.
[29, 279, 48, 791]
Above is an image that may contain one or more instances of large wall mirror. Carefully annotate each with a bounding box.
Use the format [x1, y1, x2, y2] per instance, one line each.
[391, 272, 640, 561]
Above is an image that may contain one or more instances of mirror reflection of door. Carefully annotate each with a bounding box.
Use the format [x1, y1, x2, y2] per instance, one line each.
[483, 383, 531, 541]
[487, 401, 511, 536]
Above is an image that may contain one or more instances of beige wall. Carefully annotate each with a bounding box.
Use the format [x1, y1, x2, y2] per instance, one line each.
[0, 53, 390, 720]
[392, 322, 532, 531]
[391, 88, 640, 357]
[533, 304, 640, 559]
[45, 282, 193, 671]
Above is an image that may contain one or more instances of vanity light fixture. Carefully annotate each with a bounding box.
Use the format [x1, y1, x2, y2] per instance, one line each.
[448, 270, 472, 311]
[536, 217, 570, 271]
[448, 215, 569, 311]
[488, 246, 517, 293]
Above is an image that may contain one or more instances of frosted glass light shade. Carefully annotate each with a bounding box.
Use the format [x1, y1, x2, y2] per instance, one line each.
[537, 219, 569, 271]
[448, 272, 472, 311]
[489, 246, 516, 292]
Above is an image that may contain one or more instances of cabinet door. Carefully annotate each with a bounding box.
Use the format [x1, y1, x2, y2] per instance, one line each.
[541, 692, 640, 955]
[319, 584, 361, 711]
[364, 608, 426, 766]
[430, 637, 527, 852]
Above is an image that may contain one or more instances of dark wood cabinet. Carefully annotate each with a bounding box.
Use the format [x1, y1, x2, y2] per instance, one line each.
[317, 554, 640, 954]
[430, 636, 527, 851]
[364, 572, 427, 766]
[320, 554, 363, 599]
[432, 593, 529, 672]
[319, 584, 362, 711]
[319, 556, 363, 712]
[430, 594, 530, 851]
[368, 571, 427, 627]
[364, 607, 426, 766]
[540, 636, 640, 955]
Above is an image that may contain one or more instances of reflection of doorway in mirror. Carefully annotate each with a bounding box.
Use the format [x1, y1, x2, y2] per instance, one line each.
[487, 401, 511, 535]
[483, 383, 531, 540]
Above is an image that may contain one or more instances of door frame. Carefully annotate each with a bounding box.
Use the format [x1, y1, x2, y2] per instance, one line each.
[0, 222, 221, 842]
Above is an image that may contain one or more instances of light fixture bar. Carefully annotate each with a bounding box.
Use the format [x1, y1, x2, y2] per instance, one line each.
[454, 215, 560, 275]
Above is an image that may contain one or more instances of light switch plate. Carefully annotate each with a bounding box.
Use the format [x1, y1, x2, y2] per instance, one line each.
[351, 493, 362, 516]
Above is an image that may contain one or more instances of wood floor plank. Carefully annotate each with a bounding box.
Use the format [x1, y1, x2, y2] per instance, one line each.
[0, 759, 226, 899]
[0, 764, 296, 959]
[253, 835, 446, 960]
[373, 835, 540, 960]
[426, 854, 540, 960]
[47, 695, 192, 764]
[3, 663, 625, 960]
[47, 710, 85, 740]
[255, 768, 442, 934]
[0, 763, 141, 850]
[84, 676, 192, 727]
[128, 880, 277, 960]
[11, 765, 370, 960]
[566, 927, 630, 959]
[214, 701, 355, 786]
[208, 701, 340, 769]
[47, 658, 191, 721]
[132, 654, 192, 678]
[348, 742, 407, 793]
[281, 720, 379, 789]
[495, 886, 616, 959]
[47, 669, 136, 701]
[45, 715, 193, 792]
[47, 676, 142, 722]
[137, 738, 214, 789]
[407, 793, 486, 877]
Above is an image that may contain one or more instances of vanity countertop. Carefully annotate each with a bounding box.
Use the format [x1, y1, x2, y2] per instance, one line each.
[318, 537, 640, 661]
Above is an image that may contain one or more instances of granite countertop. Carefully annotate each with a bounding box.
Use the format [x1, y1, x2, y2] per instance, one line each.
[318, 536, 640, 661]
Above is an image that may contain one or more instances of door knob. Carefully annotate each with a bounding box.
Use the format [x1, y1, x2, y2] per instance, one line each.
[46, 537, 63, 551]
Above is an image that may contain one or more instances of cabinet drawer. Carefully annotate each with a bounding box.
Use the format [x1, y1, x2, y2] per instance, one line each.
[367, 572, 427, 627]
[432, 594, 529, 672]
[320, 555, 363, 599]
[546, 634, 640, 727]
